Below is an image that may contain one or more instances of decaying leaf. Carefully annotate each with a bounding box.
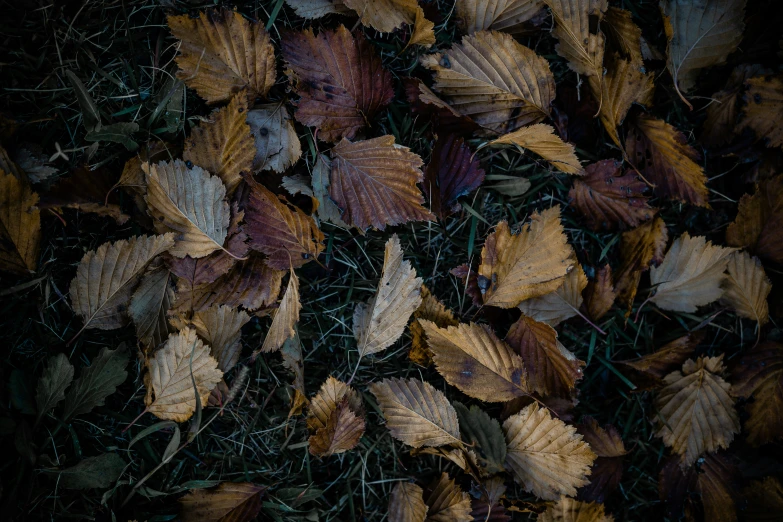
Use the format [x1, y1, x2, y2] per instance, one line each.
[517, 263, 587, 326]
[569, 159, 656, 231]
[179, 482, 266, 522]
[307, 377, 363, 431]
[144, 160, 231, 259]
[310, 155, 349, 227]
[309, 395, 365, 457]
[576, 417, 626, 503]
[456, 0, 544, 34]
[183, 94, 254, 195]
[537, 496, 614, 522]
[740, 74, 783, 148]
[454, 403, 506, 475]
[655, 356, 739, 466]
[721, 251, 771, 326]
[424, 473, 472, 522]
[61, 346, 129, 422]
[617, 332, 704, 382]
[614, 216, 668, 309]
[546, 0, 607, 78]
[702, 64, 767, 146]
[389, 482, 428, 522]
[354, 235, 422, 358]
[503, 402, 596, 500]
[625, 115, 709, 207]
[421, 30, 555, 134]
[145, 328, 223, 422]
[422, 135, 485, 219]
[741, 477, 783, 520]
[168, 8, 276, 104]
[246, 102, 302, 173]
[404, 79, 480, 136]
[490, 124, 583, 175]
[0, 170, 40, 274]
[191, 305, 250, 373]
[583, 265, 615, 321]
[57, 453, 126, 490]
[282, 26, 394, 142]
[649, 232, 735, 313]
[259, 270, 300, 354]
[505, 315, 584, 397]
[421, 320, 530, 402]
[408, 7, 436, 48]
[129, 264, 175, 351]
[469, 477, 511, 522]
[330, 136, 434, 231]
[478, 206, 573, 308]
[284, 0, 351, 18]
[369, 377, 461, 448]
[658, 452, 738, 522]
[732, 342, 783, 446]
[35, 354, 74, 424]
[409, 286, 458, 367]
[726, 174, 783, 264]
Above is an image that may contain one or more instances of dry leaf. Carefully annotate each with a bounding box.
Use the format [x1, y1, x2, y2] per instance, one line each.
[732, 342, 783, 446]
[408, 8, 436, 48]
[505, 315, 584, 397]
[369, 377, 461, 448]
[311, 155, 349, 227]
[614, 217, 668, 310]
[282, 26, 394, 142]
[258, 270, 300, 354]
[129, 264, 174, 351]
[518, 263, 587, 326]
[537, 496, 614, 522]
[243, 174, 324, 270]
[625, 115, 709, 207]
[389, 482, 428, 522]
[741, 477, 783, 519]
[168, 8, 275, 104]
[456, 0, 544, 34]
[658, 452, 738, 522]
[421, 30, 555, 134]
[503, 402, 596, 500]
[740, 74, 783, 148]
[655, 356, 739, 466]
[39, 166, 130, 225]
[602, 7, 643, 63]
[70, 234, 175, 331]
[409, 286, 458, 367]
[342, 0, 418, 32]
[576, 417, 626, 503]
[422, 135, 485, 219]
[179, 482, 266, 522]
[546, 0, 607, 78]
[284, 0, 351, 18]
[191, 305, 250, 373]
[617, 332, 704, 381]
[307, 377, 363, 432]
[661, 0, 746, 105]
[726, 174, 783, 264]
[469, 478, 511, 522]
[478, 206, 574, 308]
[424, 473, 472, 522]
[721, 251, 771, 326]
[421, 320, 530, 402]
[183, 95, 254, 195]
[649, 232, 735, 313]
[702, 64, 767, 146]
[0, 170, 40, 274]
[281, 334, 307, 416]
[583, 265, 615, 321]
[309, 396, 365, 457]
[453, 403, 507, 475]
[246, 102, 302, 173]
[145, 327, 223, 422]
[330, 135, 433, 231]
[404, 79, 480, 136]
[490, 124, 582, 175]
[144, 160, 231, 259]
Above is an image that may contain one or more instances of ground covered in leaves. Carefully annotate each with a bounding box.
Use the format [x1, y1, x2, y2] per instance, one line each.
[1, 0, 783, 521]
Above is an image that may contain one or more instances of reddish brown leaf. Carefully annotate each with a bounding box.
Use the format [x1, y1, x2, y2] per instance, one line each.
[40, 166, 129, 225]
[281, 25, 394, 142]
[725, 173, 783, 264]
[423, 135, 485, 219]
[450, 264, 484, 307]
[731, 341, 783, 447]
[659, 453, 739, 522]
[569, 159, 656, 231]
[701, 64, 767, 147]
[403, 78, 480, 136]
[617, 332, 704, 383]
[582, 265, 615, 321]
[576, 417, 626, 503]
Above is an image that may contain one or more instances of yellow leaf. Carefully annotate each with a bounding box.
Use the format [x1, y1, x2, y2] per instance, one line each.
[490, 124, 582, 174]
[518, 263, 587, 326]
[246, 102, 302, 173]
[307, 376, 363, 432]
[343, 0, 418, 32]
[721, 251, 771, 326]
[546, 0, 607, 77]
[258, 270, 301, 354]
[537, 496, 615, 522]
[0, 170, 40, 274]
[191, 305, 250, 373]
[424, 473, 472, 522]
[389, 482, 427, 522]
[455, 0, 544, 34]
[740, 74, 783, 148]
[408, 8, 436, 48]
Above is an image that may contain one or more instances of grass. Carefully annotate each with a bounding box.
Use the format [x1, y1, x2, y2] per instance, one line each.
[1, 0, 782, 521]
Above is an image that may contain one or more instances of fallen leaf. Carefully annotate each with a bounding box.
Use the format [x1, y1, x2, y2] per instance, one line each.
[258, 270, 300, 354]
[602, 7, 643, 63]
[423, 135, 485, 219]
[421, 30, 555, 134]
[61, 346, 129, 422]
[740, 74, 783, 148]
[649, 232, 735, 313]
[311, 155, 349, 227]
[726, 174, 783, 264]
[420, 320, 530, 402]
[144, 160, 231, 259]
[183, 94, 255, 195]
[38, 166, 130, 225]
[702, 64, 767, 146]
[192, 305, 250, 373]
[456, 0, 544, 34]
[246, 102, 302, 173]
[613, 216, 668, 310]
[0, 170, 40, 274]
[70, 234, 175, 331]
[661, 0, 746, 106]
[732, 341, 783, 446]
[330, 135, 433, 230]
[503, 402, 596, 500]
[454, 403, 506, 475]
[576, 417, 626, 503]
[409, 286, 458, 367]
[537, 496, 614, 522]
[85, 122, 140, 151]
[625, 114, 709, 207]
[450, 263, 484, 308]
[583, 265, 615, 321]
[410, 447, 478, 476]
[284, 0, 351, 18]
[282, 26, 394, 142]
[14, 145, 57, 183]
[168, 8, 276, 104]
[570, 160, 656, 231]
[57, 453, 126, 490]
[741, 477, 783, 520]
[546, 0, 607, 78]
[281, 334, 307, 415]
[518, 263, 587, 326]
[490, 124, 583, 175]
[389, 482, 428, 522]
[721, 251, 771, 326]
[478, 206, 574, 308]
[655, 356, 739, 466]
[35, 354, 74, 425]
[309, 397, 365, 457]
[658, 452, 738, 522]
[505, 315, 584, 397]
[424, 473, 472, 522]
[343, 0, 419, 32]
[617, 332, 704, 381]
[403, 79, 480, 136]
[179, 482, 266, 522]
[129, 264, 175, 352]
[243, 174, 324, 269]
[307, 377, 363, 432]
[469, 477, 511, 522]
[408, 8, 436, 48]
[369, 377, 461, 448]
[145, 327, 223, 422]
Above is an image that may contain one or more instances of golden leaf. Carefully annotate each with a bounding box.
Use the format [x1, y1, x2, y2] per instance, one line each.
[477, 206, 574, 308]
[307, 377, 363, 432]
[409, 286, 458, 367]
[518, 263, 587, 326]
[455, 0, 544, 34]
[369, 377, 461, 448]
[725, 174, 783, 264]
[0, 170, 40, 274]
[343, 0, 419, 32]
[421, 320, 530, 402]
[389, 482, 427, 522]
[490, 124, 582, 174]
[246, 102, 302, 173]
[168, 8, 276, 104]
[424, 473, 472, 522]
[546, 0, 607, 78]
[309, 397, 365, 457]
[258, 270, 300, 354]
[144, 160, 231, 259]
[537, 496, 614, 522]
[191, 305, 250, 373]
[408, 8, 436, 48]
[655, 356, 739, 466]
[145, 327, 223, 422]
[614, 216, 668, 310]
[740, 74, 783, 148]
[179, 482, 265, 522]
[129, 264, 174, 351]
[355, 235, 422, 357]
[421, 31, 555, 134]
[732, 342, 783, 446]
[503, 402, 596, 500]
[721, 251, 770, 326]
[617, 332, 704, 381]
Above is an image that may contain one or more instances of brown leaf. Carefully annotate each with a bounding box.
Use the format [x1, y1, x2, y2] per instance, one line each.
[168, 8, 276, 104]
[183, 95, 255, 195]
[490, 124, 583, 175]
[421, 30, 555, 134]
[517, 263, 587, 326]
[537, 497, 614, 522]
[602, 7, 643, 63]
[424, 473, 472, 522]
[281, 26, 394, 142]
[505, 315, 584, 398]
[740, 74, 783, 148]
[450, 263, 484, 308]
[284, 0, 351, 18]
[469, 477, 511, 522]
[569, 160, 656, 231]
[0, 170, 40, 274]
[741, 477, 783, 520]
[403, 79, 480, 136]
[614, 216, 668, 310]
[701, 64, 767, 146]
[576, 417, 626, 503]
[455, 0, 544, 34]
[617, 332, 704, 381]
[310, 154, 349, 228]
[281, 333, 307, 415]
[731, 341, 783, 446]
[243, 174, 324, 269]
[39, 166, 129, 225]
[246, 102, 302, 173]
[191, 305, 250, 373]
[721, 251, 771, 326]
[330, 135, 434, 230]
[655, 356, 739, 466]
[408, 8, 436, 48]
[423, 135, 485, 219]
[546, 0, 607, 77]
[409, 286, 458, 367]
[309, 396, 365, 457]
[725, 174, 783, 264]
[342, 0, 419, 33]
[258, 270, 300, 354]
[129, 264, 175, 352]
[583, 265, 615, 321]
[389, 482, 428, 522]
[179, 482, 266, 522]
[478, 206, 574, 308]
[658, 453, 738, 522]
[625, 114, 709, 207]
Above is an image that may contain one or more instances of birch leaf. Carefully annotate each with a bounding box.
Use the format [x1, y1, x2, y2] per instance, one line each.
[721, 251, 771, 326]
